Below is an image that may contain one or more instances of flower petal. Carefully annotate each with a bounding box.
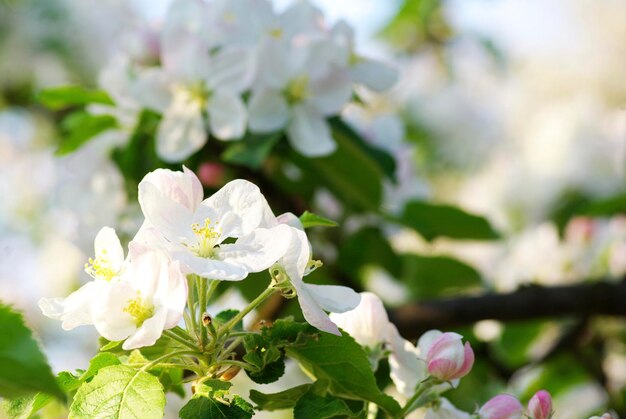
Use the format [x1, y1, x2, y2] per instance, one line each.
[292, 279, 341, 335]
[38, 281, 103, 330]
[247, 89, 290, 133]
[351, 58, 398, 92]
[207, 91, 247, 140]
[287, 105, 336, 156]
[303, 284, 360, 313]
[122, 306, 168, 350]
[387, 325, 425, 397]
[173, 249, 249, 280]
[329, 292, 391, 348]
[94, 226, 125, 272]
[206, 46, 255, 92]
[307, 69, 352, 115]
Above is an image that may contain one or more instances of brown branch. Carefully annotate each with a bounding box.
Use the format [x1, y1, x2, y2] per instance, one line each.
[389, 280, 626, 340]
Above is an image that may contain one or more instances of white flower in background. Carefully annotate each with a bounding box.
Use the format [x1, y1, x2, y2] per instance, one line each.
[424, 398, 471, 419]
[265, 212, 360, 335]
[38, 227, 126, 330]
[138, 168, 291, 280]
[92, 250, 187, 350]
[248, 35, 353, 156]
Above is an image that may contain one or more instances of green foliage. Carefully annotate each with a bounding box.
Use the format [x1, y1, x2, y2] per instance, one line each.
[0, 304, 64, 400]
[398, 200, 500, 241]
[69, 365, 165, 419]
[214, 309, 244, 332]
[179, 381, 254, 419]
[56, 111, 117, 154]
[293, 384, 361, 419]
[0, 393, 54, 419]
[38, 85, 114, 110]
[338, 226, 402, 278]
[249, 384, 312, 411]
[492, 321, 547, 368]
[285, 330, 402, 416]
[401, 254, 483, 298]
[81, 352, 121, 381]
[299, 211, 338, 228]
[221, 132, 281, 169]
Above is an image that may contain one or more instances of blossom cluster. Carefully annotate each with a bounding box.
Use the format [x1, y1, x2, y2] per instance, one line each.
[95, 0, 397, 162]
[39, 167, 360, 349]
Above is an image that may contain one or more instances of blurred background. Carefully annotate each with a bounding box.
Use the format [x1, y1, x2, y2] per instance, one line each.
[2, 0, 626, 417]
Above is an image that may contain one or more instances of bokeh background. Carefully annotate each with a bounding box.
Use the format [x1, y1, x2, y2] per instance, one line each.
[2, 0, 626, 417]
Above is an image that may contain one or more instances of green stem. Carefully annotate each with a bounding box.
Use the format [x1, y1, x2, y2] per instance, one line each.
[213, 360, 253, 371]
[163, 329, 201, 351]
[140, 349, 199, 372]
[198, 276, 208, 348]
[401, 379, 436, 416]
[220, 287, 276, 335]
[218, 337, 244, 362]
[186, 276, 198, 337]
[205, 279, 220, 304]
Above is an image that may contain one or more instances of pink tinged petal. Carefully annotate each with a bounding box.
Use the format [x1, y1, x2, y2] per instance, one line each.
[307, 69, 352, 115]
[350, 58, 398, 92]
[207, 92, 247, 140]
[141, 167, 203, 212]
[455, 342, 475, 379]
[426, 332, 464, 363]
[418, 329, 443, 357]
[156, 92, 207, 162]
[287, 105, 336, 157]
[428, 358, 460, 382]
[122, 307, 168, 350]
[247, 89, 290, 133]
[217, 225, 292, 274]
[304, 284, 360, 313]
[479, 394, 524, 419]
[528, 390, 552, 419]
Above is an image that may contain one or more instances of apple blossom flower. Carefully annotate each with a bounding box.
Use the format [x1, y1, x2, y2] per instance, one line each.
[527, 390, 553, 419]
[425, 398, 471, 419]
[420, 330, 475, 381]
[138, 168, 291, 280]
[38, 226, 126, 330]
[264, 212, 360, 335]
[478, 394, 524, 419]
[92, 250, 187, 350]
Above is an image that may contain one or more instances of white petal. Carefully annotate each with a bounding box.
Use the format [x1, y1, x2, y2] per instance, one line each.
[255, 38, 293, 89]
[156, 91, 207, 162]
[351, 58, 398, 92]
[130, 68, 172, 113]
[329, 292, 390, 348]
[160, 261, 188, 328]
[93, 281, 138, 342]
[173, 250, 248, 280]
[287, 105, 336, 156]
[307, 70, 352, 115]
[216, 225, 292, 274]
[122, 307, 168, 350]
[206, 46, 255, 92]
[94, 227, 125, 272]
[276, 212, 303, 230]
[417, 329, 443, 358]
[280, 226, 311, 281]
[248, 89, 290, 133]
[291, 277, 340, 335]
[304, 284, 360, 313]
[38, 281, 103, 330]
[199, 179, 269, 237]
[387, 325, 425, 397]
[207, 92, 247, 140]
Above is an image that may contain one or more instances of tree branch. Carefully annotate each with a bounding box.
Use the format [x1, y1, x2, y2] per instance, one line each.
[389, 280, 626, 340]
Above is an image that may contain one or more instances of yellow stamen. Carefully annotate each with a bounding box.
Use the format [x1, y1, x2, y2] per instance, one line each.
[268, 28, 283, 39]
[123, 292, 155, 327]
[286, 75, 309, 104]
[84, 250, 119, 281]
[190, 218, 221, 258]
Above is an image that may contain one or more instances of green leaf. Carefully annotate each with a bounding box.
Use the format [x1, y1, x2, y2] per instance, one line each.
[100, 339, 123, 352]
[180, 382, 254, 419]
[221, 133, 281, 169]
[0, 304, 64, 399]
[337, 227, 402, 278]
[69, 365, 165, 419]
[57, 112, 117, 155]
[81, 352, 120, 381]
[398, 200, 500, 241]
[0, 393, 53, 419]
[401, 254, 483, 298]
[299, 211, 338, 228]
[243, 334, 285, 384]
[38, 85, 114, 110]
[294, 389, 360, 419]
[285, 330, 402, 416]
[249, 384, 312, 411]
[214, 309, 243, 332]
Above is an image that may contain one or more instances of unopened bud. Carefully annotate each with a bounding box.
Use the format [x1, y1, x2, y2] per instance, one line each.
[528, 390, 552, 419]
[202, 313, 211, 326]
[478, 394, 523, 419]
[423, 331, 474, 381]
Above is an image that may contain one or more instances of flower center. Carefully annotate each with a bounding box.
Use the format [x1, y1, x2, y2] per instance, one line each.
[84, 250, 120, 281]
[123, 292, 155, 327]
[286, 75, 309, 104]
[268, 27, 283, 39]
[191, 218, 221, 258]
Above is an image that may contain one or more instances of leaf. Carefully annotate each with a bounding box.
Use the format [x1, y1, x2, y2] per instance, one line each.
[221, 133, 281, 169]
[299, 211, 338, 228]
[285, 330, 402, 416]
[0, 304, 64, 399]
[81, 352, 120, 381]
[0, 393, 52, 419]
[398, 200, 500, 241]
[69, 365, 165, 419]
[38, 85, 114, 110]
[401, 254, 483, 298]
[100, 339, 123, 352]
[337, 227, 402, 278]
[214, 309, 243, 332]
[57, 112, 117, 155]
[294, 389, 359, 419]
[249, 384, 312, 411]
[242, 334, 285, 384]
[180, 382, 254, 419]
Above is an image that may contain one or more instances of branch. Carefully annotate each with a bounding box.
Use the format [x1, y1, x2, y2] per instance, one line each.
[389, 280, 626, 340]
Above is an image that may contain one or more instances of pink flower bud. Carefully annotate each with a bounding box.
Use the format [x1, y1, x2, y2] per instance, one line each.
[197, 162, 225, 188]
[479, 394, 524, 419]
[424, 332, 474, 381]
[528, 390, 552, 419]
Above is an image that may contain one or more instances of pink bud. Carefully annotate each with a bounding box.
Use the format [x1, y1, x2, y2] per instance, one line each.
[479, 394, 524, 419]
[565, 217, 596, 243]
[425, 332, 475, 381]
[197, 162, 225, 188]
[528, 390, 552, 419]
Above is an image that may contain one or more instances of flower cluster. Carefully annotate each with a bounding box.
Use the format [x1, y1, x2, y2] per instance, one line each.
[39, 167, 360, 349]
[96, 0, 397, 162]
